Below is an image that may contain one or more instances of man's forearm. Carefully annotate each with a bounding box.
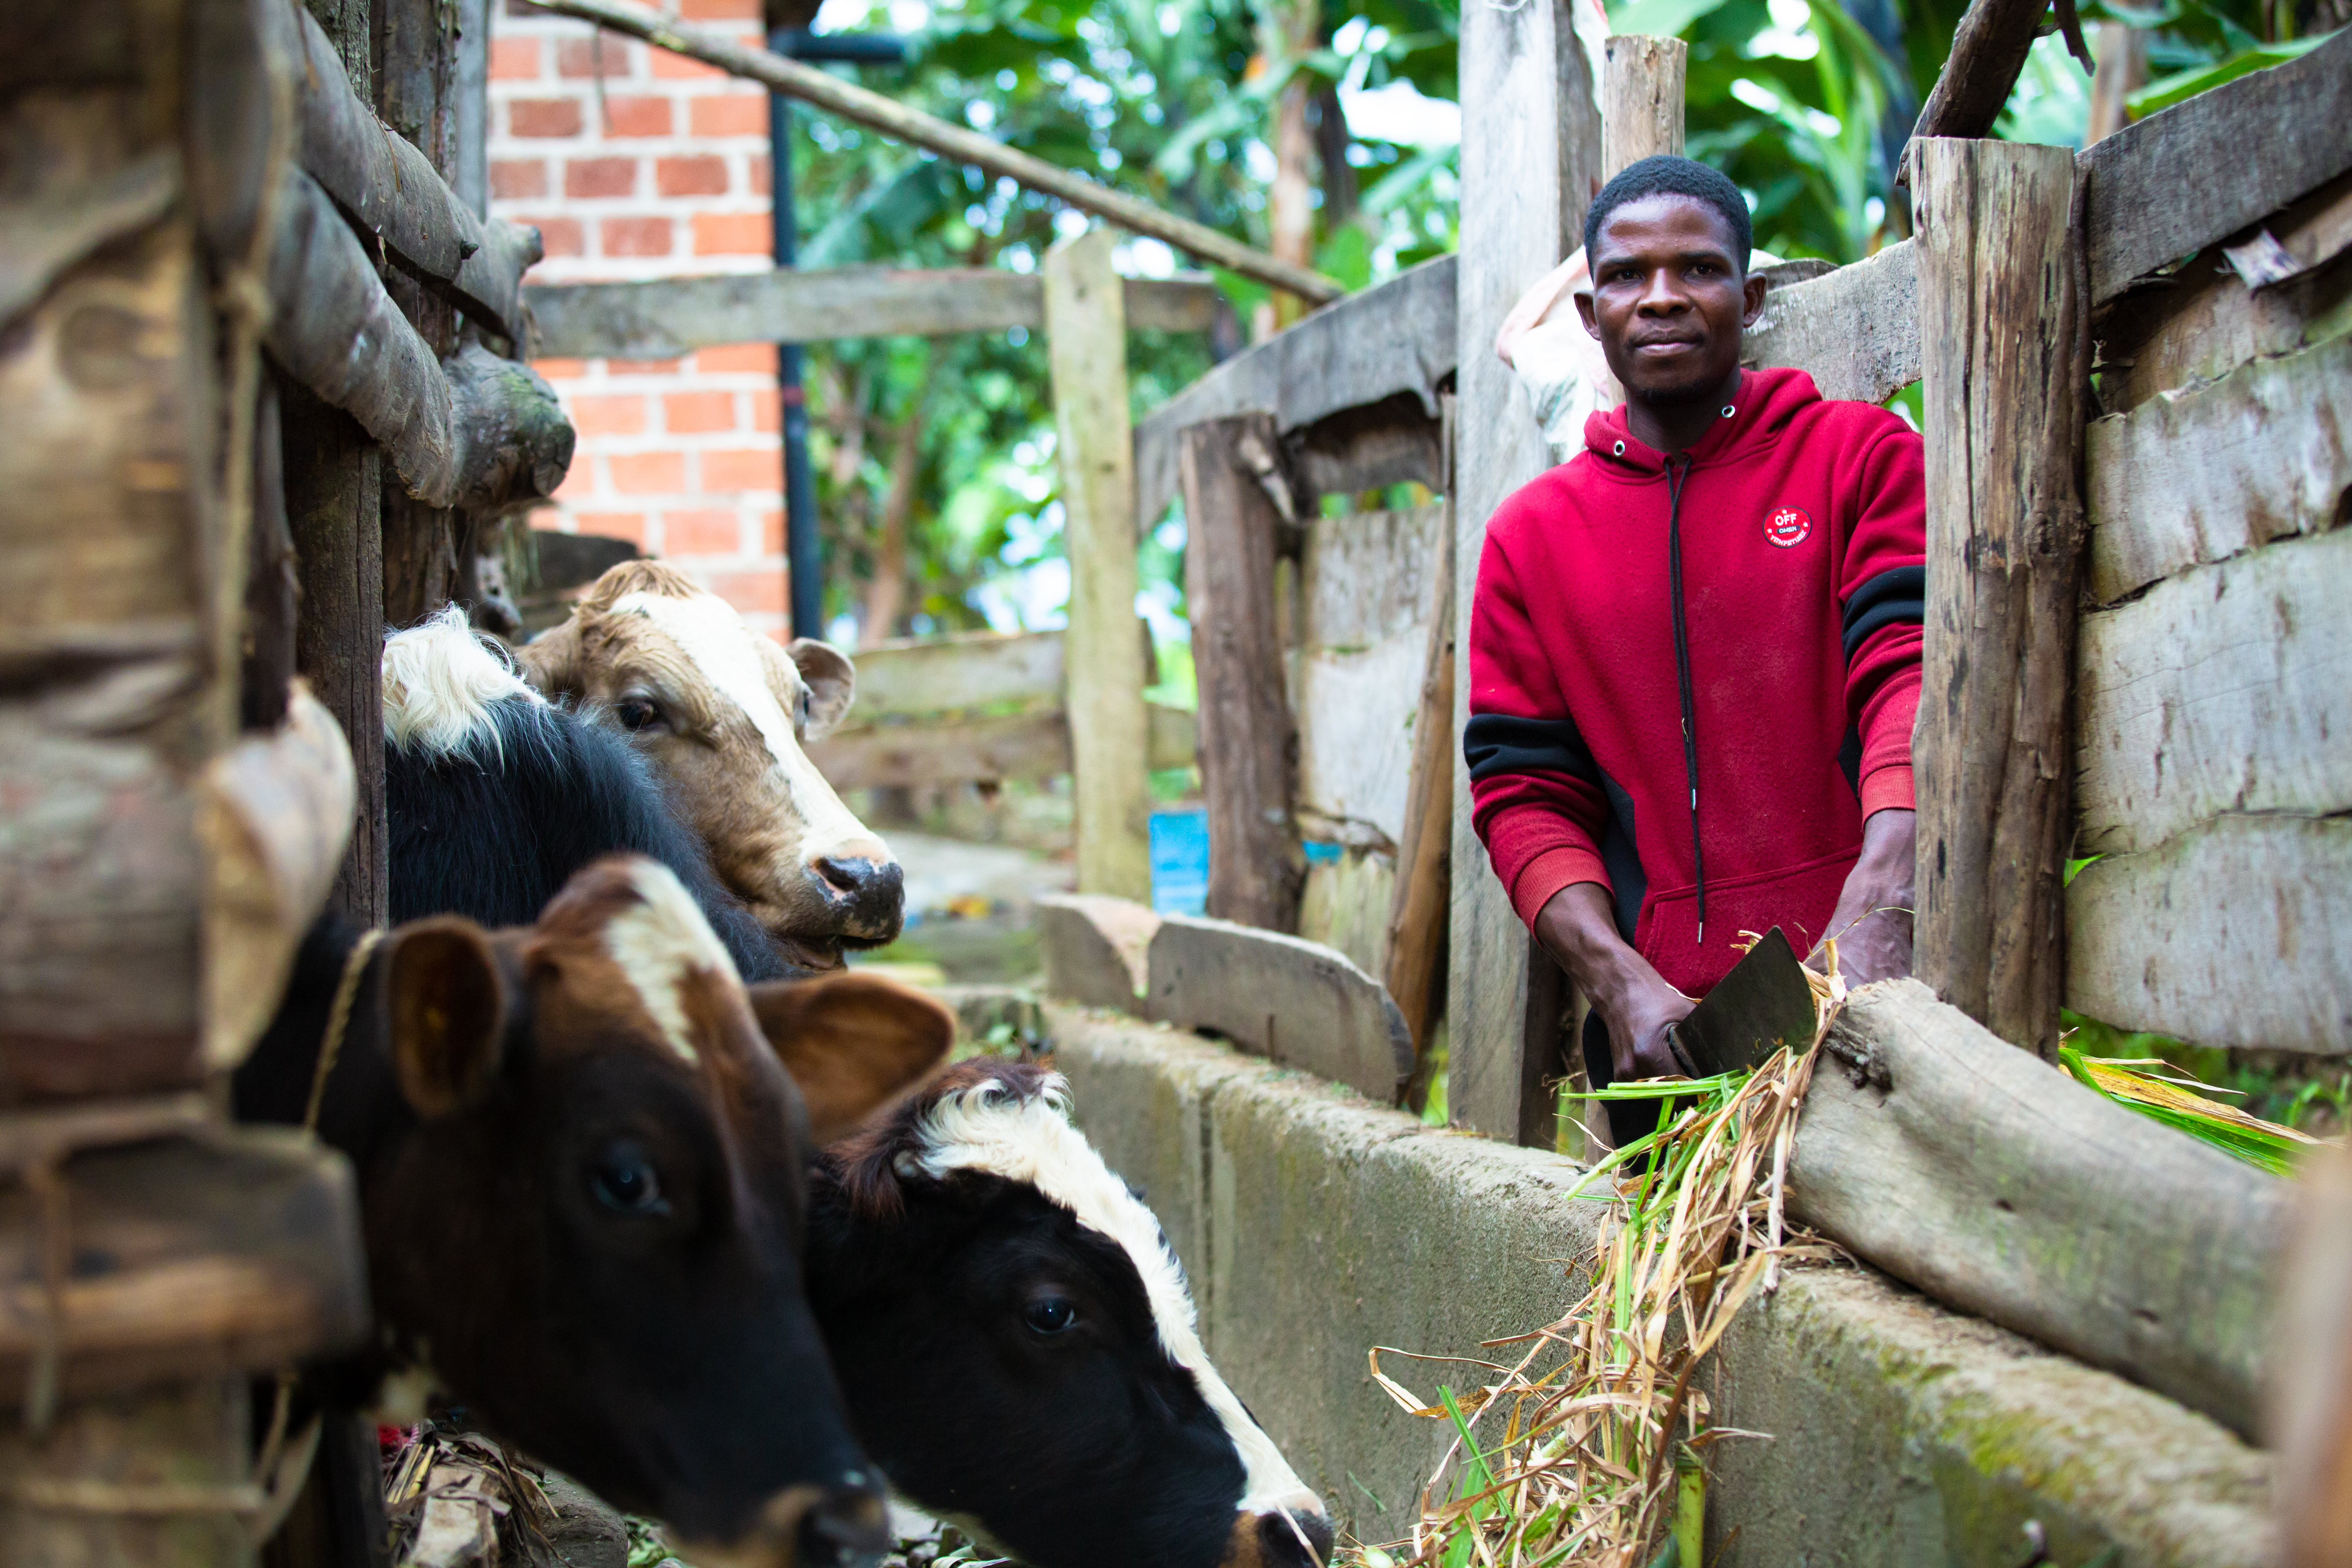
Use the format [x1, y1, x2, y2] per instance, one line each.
[1532, 883, 1693, 1079]
[1820, 807, 1916, 984]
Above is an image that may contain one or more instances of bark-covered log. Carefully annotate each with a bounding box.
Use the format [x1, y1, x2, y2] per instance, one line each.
[259, 0, 538, 343]
[1899, 0, 2047, 173]
[1791, 977, 2287, 1440]
[241, 373, 298, 731]
[262, 169, 574, 514]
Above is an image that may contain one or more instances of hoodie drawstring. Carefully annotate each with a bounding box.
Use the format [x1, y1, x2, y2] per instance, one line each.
[1664, 454, 1705, 946]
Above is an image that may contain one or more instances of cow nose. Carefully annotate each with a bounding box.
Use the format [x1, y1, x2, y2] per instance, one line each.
[1253, 1506, 1336, 1568]
[792, 1480, 889, 1568]
[807, 853, 905, 939]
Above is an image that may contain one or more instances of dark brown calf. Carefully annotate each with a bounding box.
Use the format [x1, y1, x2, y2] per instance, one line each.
[236, 856, 951, 1566]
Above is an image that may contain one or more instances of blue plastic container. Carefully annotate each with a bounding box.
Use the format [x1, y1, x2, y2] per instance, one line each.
[1148, 807, 1210, 916]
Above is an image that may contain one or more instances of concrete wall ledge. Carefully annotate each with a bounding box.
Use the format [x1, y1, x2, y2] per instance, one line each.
[1042, 1004, 2274, 1568]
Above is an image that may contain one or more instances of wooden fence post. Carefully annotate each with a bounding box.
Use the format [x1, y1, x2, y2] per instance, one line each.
[1179, 414, 1302, 932]
[1447, 0, 1602, 1144]
[1044, 228, 1153, 904]
[1911, 138, 2087, 1059]
[1603, 36, 1687, 175]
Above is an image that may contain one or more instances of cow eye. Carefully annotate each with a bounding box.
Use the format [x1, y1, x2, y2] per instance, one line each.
[615, 696, 664, 733]
[590, 1142, 670, 1216]
[795, 687, 812, 730]
[1024, 1297, 1078, 1336]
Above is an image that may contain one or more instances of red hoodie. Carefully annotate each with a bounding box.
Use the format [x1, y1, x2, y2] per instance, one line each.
[1466, 366, 1924, 999]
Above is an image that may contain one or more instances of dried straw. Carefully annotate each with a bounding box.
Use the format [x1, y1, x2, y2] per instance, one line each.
[1356, 940, 1846, 1568]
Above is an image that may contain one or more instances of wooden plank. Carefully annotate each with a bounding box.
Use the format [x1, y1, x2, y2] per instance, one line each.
[1180, 414, 1301, 932]
[1288, 393, 1445, 502]
[1383, 474, 1456, 1082]
[1132, 255, 1456, 527]
[2068, 815, 2352, 1053]
[847, 629, 1065, 718]
[1790, 977, 2289, 1441]
[2080, 25, 2352, 303]
[1046, 231, 1153, 903]
[1602, 36, 1685, 176]
[525, 268, 1225, 360]
[1035, 893, 1157, 1013]
[1448, 0, 1599, 1146]
[2078, 530, 2352, 856]
[1145, 914, 1414, 1104]
[1910, 140, 2086, 1060]
[528, 0, 1342, 304]
[2095, 167, 2352, 415]
[1740, 237, 1921, 404]
[807, 704, 1197, 790]
[2085, 329, 2352, 604]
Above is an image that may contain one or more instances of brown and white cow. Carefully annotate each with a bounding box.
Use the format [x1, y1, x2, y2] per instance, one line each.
[807, 1060, 1336, 1568]
[236, 855, 953, 1565]
[520, 562, 901, 968]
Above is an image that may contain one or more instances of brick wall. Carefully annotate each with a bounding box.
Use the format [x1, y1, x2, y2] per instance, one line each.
[487, 0, 790, 635]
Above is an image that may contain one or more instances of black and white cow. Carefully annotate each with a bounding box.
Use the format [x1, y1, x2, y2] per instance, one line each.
[807, 1060, 1335, 1568]
[381, 607, 793, 980]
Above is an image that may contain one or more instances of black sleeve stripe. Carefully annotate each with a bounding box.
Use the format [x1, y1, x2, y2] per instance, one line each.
[1841, 563, 1924, 662]
[1464, 711, 1601, 787]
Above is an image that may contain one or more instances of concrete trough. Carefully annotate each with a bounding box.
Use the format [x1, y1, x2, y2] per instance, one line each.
[1044, 1004, 2274, 1568]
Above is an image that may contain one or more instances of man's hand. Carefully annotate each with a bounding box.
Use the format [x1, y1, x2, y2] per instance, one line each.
[1533, 882, 1694, 1081]
[1815, 807, 1916, 987]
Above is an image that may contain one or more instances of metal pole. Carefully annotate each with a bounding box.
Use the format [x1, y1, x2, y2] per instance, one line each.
[766, 29, 905, 642]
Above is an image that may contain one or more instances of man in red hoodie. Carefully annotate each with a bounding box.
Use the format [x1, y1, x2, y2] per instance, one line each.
[1467, 155, 1923, 1098]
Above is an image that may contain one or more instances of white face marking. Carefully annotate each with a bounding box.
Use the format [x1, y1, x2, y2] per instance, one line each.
[911, 1076, 1323, 1519]
[606, 591, 887, 865]
[381, 605, 545, 759]
[601, 859, 742, 1064]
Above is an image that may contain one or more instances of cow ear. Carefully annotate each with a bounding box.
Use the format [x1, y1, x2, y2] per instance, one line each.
[385, 917, 510, 1117]
[747, 973, 951, 1146]
[784, 638, 856, 740]
[517, 617, 582, 701]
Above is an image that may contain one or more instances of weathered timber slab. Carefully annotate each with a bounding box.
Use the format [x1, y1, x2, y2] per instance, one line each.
[1740, 237, 1919, 403]
[0, 1123, 369, 1407]
[527, 268, 1222, 359]
[2086, 328, 2352, 603]
[847, 629, 1066, 718]
[1133, 255, 1456, 527]
[2081, 25, 2352, 303]
[2068, 814, 2352, 1053]
[273, 0, 536, 342]
[1145, 914, 1413, 1103]
[1791, 977, 2288, 1439]
[1035, 894, 1158, 1014]
[2096, 167, 2352, 413]
[2078, 530, 2352, 856]
[0, 146, 179, 336]
[807, 703, 1194, 789]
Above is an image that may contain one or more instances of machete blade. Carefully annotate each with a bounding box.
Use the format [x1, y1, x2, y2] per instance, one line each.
[1666, 926, 1819, 1079]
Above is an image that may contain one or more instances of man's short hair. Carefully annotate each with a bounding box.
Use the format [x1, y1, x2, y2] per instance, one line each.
[1582, 155, 1753, 273]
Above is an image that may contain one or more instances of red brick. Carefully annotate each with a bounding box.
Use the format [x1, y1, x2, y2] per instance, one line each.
[749, 387, 779, 432]
[679, 0, 759, 16]
[656, 155, 730, 197]
[759, 507, 784, 553]
[701, 445, 783, 492]
[553, 460, 593, 501]
[695, 342, 777, 374]
[488, 36, 542, 80]
[569, 393, 647, 437]
[602, 96, 673, 137]
[608, 357, 682, 374]
[748, 154, 771, 195]
[662, 390, 738, 433]
[707, 570, 787, 615]
[689, 94, 768, 137]
[565, 157, 638, 198]
[692, 211, 771, 257]
[532, 357, 590, 380]
[572, 511, 649, 548]
[609, 452, 687, 494]
[508, 97, 584, 138]
[663, 508, 744, 554]
[650, 48, 728, 80]
[556, 35, 636, 78]
[601, 216, 675, 258]
[490, 158, 548, 200]
[519, 216, 584, 257]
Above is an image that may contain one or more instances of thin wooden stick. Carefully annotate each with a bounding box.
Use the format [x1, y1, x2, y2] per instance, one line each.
[524, 0, 1344, 305]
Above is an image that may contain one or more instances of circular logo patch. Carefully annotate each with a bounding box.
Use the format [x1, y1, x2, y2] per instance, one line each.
[1763, 505, 1812, 548]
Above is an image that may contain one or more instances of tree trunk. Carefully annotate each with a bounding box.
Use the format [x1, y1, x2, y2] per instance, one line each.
[1262, 0, 1319, 329]
[860, 374, 929, 646]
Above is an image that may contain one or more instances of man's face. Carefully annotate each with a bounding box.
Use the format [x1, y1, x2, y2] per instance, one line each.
[1576, 193, 1768, 405]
